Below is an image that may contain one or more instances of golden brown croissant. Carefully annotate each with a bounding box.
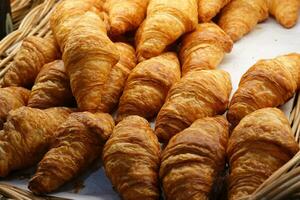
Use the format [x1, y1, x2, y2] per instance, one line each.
[179, 23, 233, 75]
[103, 115, 161, 200]
[104, 0, 149, 36]
[0, 87, 30, 129]
[116, 52, 181, 122]
[50, 0, 105, 52]
[218, 0, 269, 42]
[227, 108, 299, 200]
[135, 0, 198, 61]
[28, 60, 74, 109]
[62, 11, 119, 111]
[0, 107, 72, 177]
[28, 112, 114, 194]
[160, 116, 229, 200]
[97, 42, 136, 113]
[268, 0, 300, 28]
[198, 0, 232, 22]
[227, 53, 300, 127]
[155, 69, 232, 143]
[3, 36, 60, 88]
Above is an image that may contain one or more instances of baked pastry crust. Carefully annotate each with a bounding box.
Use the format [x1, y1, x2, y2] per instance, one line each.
[198, 0, 232, 22]
[227, 53, 300, 127]
[135, 0, 198, 61]
[218, 0, 269, 42]
[104, 0, 149, 36]
[62, 11, 119, 111]
[155, 69, 232, 143]
[227, 108, 299, 200]
[103, 115, 160, 200]
[179, 23, 233, 75]
[117, 52, 181, 122]
[28, 60, 74, 109]
[0, 87, 30, 129]
[160, 116, 229, 200]
[29, 112, 114, 194]
[3, 36, 59, 88]
[268, 0, 300, 28]
[97, 42, 137, 113]
[0, 107, 72, 177]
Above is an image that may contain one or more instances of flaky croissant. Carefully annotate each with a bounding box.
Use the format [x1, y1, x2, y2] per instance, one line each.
[50, 0, 106, 52]
[179, 23, 233, 75]
[227, 53, 300, 127]
[135, 0, 198, 61]
[218, 0, 269, 42]
[268, 0, 300, 28]
[198, 0, 232, 22]
[97, 42, 136, 113]
[160, 116, 229, 200]
[3, 36, 59, 88]
[227, 108, 299, 200]
[116, 52, 181, 122]
[0, 107, 72, 177]
[104, 0, 149, 36]
[103, 115, 161, 200]
[28, 112, 114, 194]
[0, 87, 30, 129]
[28, 60, 74, 109]
[155, 69, 232, 143]
[62, 11, 119, 111]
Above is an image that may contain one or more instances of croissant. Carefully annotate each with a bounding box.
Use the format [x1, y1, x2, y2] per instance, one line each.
[62, 11, 119, 111]
[155, 69, 232, 143]
[179, 23, 233, 75]
[28, 112, 114, 194]
[116, 52, 181, 122]
[0, 107, 72, 177]
[50, 0, 105, 52]
[103, 115, 161, 200]
[227, 108, 299, 200]
[198, 0, 232, 22]
[218, 0, 269, 42]
[160, 116, 229, 200]
[97, 42, 136, 113]
[135, 0, 198, 61]
[0, 87, 30, 129]
[268, 0, 300, 28]
[227, 53, 300, 127]
[104, 0, 149, 36]
[28, 60, 74, 109]
[2, 36, 60, 88]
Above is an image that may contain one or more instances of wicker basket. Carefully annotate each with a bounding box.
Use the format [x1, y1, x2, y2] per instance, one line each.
[0, 0, 300, 199]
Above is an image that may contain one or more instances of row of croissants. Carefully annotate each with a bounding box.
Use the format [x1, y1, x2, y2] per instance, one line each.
[0, 0, 299, 199]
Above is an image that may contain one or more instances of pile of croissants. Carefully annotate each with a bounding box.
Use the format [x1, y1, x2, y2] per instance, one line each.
[0, 0, 300, 199]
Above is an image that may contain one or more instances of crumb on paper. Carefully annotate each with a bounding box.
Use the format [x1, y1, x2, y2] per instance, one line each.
[73, 180, 85, 193]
